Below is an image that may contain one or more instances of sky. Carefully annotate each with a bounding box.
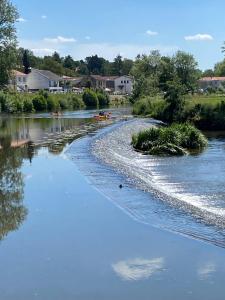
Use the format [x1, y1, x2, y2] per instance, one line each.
[13, 0, 225, 70]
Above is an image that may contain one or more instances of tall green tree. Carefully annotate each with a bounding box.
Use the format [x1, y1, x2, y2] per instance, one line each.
[22, 49, 31, 74]
[0, 0, 18, 88]
[172, 51, 198, 93]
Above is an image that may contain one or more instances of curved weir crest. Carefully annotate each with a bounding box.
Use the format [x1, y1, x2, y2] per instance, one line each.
[66, 118, 225, 248]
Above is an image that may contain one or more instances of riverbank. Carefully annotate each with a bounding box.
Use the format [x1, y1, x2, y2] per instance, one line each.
[133, 94, 225, 130]
[1, 113, 225, 299]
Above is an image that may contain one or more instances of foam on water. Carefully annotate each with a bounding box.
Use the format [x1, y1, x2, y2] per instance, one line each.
[66, 118, 225, 247]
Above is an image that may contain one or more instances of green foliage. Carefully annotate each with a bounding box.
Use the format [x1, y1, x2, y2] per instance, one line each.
[133, 96, 166, 118]
[0, 0, 18, 88]
[83, 89, 99, 107]
[32, 95, 47, 111]
[132, 123, 208, 156]
[97, 91, 110, 106]
[0, 91, 86, 114]
[68, 95, 85, 110]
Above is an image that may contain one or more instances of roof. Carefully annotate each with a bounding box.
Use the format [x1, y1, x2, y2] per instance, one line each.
[12, 70, 26, 77]
[199, 77, 225, 82]
[62, 76, 82, 81]
[33, 69, 61, 81]
[91, 75, 132, 81]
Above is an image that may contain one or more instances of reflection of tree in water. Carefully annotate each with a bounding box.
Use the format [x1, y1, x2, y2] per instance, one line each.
[0, 135, 32, 240]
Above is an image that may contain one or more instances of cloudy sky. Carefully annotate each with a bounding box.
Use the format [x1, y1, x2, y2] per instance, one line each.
[14, 0, 225, 70]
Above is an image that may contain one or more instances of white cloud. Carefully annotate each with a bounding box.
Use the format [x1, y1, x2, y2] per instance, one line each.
[112, 257, 165, 281]
[146, 30, 158, 36]
[31, 48, 57, 56]
[85, 36, 91, 40]
[185, 34, 213, 41]
[17, 17, 27, 23]
[44, 36, 77, 44]
[41, 15, 47, 19]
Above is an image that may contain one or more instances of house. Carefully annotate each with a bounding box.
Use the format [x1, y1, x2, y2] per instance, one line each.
[26, 69, 63, 92]
[198, 77, 225, 90]
[90, 75, 133, 95]
[10, 70, 27, 92]
[62, 76, 83, 92]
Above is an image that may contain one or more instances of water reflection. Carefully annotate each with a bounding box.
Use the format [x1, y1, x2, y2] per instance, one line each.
[112, 257, 165, 281]
[0, 135, 28, 240]
[198, 262, 216, 280]
[0, 114, 116, 240]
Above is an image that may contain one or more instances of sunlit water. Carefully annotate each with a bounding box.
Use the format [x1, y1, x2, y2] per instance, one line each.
[67, 118, 225, 248]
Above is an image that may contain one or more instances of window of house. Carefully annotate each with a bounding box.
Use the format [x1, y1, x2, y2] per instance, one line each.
[127, 80, 129, 83]
[121, 81, 123, 84]
[18, 77, 21, 82]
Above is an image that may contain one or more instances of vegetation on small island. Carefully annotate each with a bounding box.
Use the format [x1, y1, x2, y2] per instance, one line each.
[132, 123, 208, 156]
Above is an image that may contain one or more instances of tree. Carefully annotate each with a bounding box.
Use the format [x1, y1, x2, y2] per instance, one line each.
[113, 55, 123, 75]
[0, 0, 18, 88]
[22, 49, 31, 74]
[214, 60, 225, 76]
[164, 77, 186, 122]
[86, 55, 106, 75]
[130, 50, 162, 100]
[172, 51, 198, 93]
[52, 51, 61, 63]
[63, 55, 75, 69]
[202, 69, 214, 77]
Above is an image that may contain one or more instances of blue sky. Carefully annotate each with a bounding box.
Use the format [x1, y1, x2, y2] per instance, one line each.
[13, 0, 225, 70]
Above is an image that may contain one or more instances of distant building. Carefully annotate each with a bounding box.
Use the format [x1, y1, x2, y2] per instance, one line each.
[90, 75, 133, 95]
[10, 70, 27, 92]
[198, 77, 225, 90]
[26, 69, 62, 92]
[61, 76, 83, 92]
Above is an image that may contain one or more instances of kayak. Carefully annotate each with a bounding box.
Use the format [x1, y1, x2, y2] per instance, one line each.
[93, 112, 111, 121]
[94, 115, 109, 121]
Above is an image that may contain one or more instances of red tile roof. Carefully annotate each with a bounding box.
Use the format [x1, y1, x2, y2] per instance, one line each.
[12, 70, 26, 76]
[199, 77, 225, 81]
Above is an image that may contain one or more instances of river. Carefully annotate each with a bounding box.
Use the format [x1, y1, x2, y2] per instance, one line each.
[1, 109, 225, 299]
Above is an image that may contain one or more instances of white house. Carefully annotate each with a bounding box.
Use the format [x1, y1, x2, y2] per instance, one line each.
[90, 75, 133, 95]
[26, 69, 62, 92]
[10, 70, 27, 91]
[198, 77, 225, 90]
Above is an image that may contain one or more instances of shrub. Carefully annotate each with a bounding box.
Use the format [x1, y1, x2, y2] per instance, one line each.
[97, 91, 110, 106]
[132, 123, 207, 156]
[68, 95, 85, 110]
[46, 96, 60, 111]
[82, 89, 98, 107]
[32, 95, 47, 111]
[23, 98, 34, 113]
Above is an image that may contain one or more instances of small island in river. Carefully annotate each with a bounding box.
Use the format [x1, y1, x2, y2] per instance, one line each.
[132, 123, 208, 156]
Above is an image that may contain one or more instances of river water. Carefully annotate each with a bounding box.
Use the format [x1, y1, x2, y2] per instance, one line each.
[67, 118, 225, 248]
[1, 110, 225, 299]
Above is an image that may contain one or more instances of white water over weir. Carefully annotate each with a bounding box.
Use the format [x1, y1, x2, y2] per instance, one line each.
[67, 118, 225, 248]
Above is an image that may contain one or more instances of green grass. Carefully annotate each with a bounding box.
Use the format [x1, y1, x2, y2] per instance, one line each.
[132, 123, 208, 156]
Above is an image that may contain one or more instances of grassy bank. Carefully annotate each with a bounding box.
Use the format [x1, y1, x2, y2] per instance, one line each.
[132, 123, 208, 156]
[133, 94, 225, 130]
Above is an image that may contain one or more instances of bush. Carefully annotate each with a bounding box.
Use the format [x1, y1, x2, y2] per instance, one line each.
[46, 96, 60, 111]
[132, 123, 207, 156]
[83, 89, 98, 107]
[32, 95, 47, 111]
[97, 91, 110, 106]
[68, 95, 85, 110]
[23, 98, 34, 113]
